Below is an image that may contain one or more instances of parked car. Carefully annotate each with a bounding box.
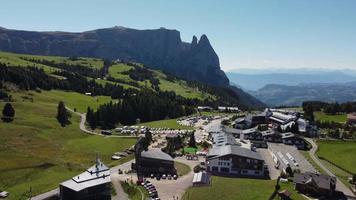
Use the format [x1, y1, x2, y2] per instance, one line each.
[167, 174, 172, 180]
[156, 175, 161, 180]
[173, 174, 178, 180]
[150, 173, 155, 179]
[162, 174, 166, 179]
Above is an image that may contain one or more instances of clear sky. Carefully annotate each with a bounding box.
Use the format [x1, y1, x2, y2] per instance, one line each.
[1, 0, 356, 71]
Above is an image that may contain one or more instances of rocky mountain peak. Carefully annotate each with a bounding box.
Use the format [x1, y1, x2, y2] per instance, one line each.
[0, 26, 229, 86]
[191, 35, 198, 47]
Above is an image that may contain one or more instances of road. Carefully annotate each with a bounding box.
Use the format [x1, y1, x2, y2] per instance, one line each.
[66, 107, 137, 138]
[305, 138, 355, 197]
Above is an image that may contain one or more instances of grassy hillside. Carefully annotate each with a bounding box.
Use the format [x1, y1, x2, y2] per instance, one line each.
[1, 51, 216, 100]
[314, 111, 347, 123]
[35, 90, 112, 112]
[317, 140, 356, 174]
[0, 90, 136, 199]
[183, 176, 306, 200]
[108, 62, 215, 100]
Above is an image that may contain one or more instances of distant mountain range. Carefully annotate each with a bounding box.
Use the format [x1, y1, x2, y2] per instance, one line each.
[251, 82, 356, 106]
[0, 26, 265, 109]
[227, 70, 356, 91]
[0, 26, 229, 86]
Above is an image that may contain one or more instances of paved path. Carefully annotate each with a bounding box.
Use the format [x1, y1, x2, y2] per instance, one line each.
[110, 160, 134, 200]
[305, 138, 355, 197]
[66, 107, 137, 138]
[30, 188, 59, 200]
[113, 157, 201, 200]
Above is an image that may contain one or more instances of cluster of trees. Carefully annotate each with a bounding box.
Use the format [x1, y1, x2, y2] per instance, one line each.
[162, 135, 183, 157]
[86, 90, 196, 129]
[2, 103, 15, 122]
[20, 57, 103, 78]
[56, 101, 71, 127]
[0, 65, 138, 99]
[185, 80, 244, 108]
[123, 65, 160, 90]
[303, 101, 356, 116]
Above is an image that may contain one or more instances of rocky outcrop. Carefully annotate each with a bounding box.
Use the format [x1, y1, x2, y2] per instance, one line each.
[0, 26, 229, 86]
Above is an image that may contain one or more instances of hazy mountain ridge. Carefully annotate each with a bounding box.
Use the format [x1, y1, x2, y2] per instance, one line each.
[252, 82, 356, 106]
[227, 70, 356, 91]
[0, 26, 229, 86]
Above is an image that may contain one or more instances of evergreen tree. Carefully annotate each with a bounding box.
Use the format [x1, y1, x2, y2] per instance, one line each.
[2, 103, 15, 122]
[57, 101, 70, 127]
[145, 129, 153, 143]
[189, 132, 197, 148]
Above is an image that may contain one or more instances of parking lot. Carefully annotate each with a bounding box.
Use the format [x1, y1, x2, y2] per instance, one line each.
[267, 143, 317, 173]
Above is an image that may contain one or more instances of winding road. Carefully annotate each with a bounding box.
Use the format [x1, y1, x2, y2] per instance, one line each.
[66, 107, 137, 138]
[304, 138, 355, 197]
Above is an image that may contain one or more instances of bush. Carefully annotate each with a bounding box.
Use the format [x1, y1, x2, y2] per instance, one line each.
[193, 165, 201, 173]
[2, 102, 15, 122]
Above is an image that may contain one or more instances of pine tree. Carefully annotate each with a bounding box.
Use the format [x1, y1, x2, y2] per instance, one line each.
[57, 101, 70, 127]
[2, 103, 15, 122]
[189, 132, 197, 148]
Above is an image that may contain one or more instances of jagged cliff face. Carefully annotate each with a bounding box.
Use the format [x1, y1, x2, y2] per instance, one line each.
[0, 26, 229, 86]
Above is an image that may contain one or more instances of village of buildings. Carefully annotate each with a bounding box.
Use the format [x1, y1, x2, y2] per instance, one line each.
[28, 106, 356, 200]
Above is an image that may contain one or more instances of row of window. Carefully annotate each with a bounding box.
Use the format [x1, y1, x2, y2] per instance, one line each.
[218, 162, 230, 166]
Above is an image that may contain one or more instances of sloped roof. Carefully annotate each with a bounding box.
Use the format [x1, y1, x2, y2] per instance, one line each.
[141, 149, 173, 161]
[60, 159, 111, 192]
[208, 145, 263, 161]
[294, 172, 336, 190]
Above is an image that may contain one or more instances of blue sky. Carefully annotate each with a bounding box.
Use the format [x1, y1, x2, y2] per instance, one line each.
[1, 0, 356, 71]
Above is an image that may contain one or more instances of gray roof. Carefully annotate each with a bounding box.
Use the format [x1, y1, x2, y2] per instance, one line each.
[211, 132, 240, 147]
[141, 149, 173, 161]
[281, 132, 295, 139]
[207, 145, 263, 161]
[224, 127, 258, 135]
[60, 159, 111, 192]
[294, 172, 336, 190]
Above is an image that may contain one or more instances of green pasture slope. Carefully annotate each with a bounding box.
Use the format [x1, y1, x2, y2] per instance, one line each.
[0, 51, 104, 70]
[314, 111, 347, 123]
[0, 90, 136, 199]
[183, 176, 306, 200]
[108, 62, 215, 100]
[317, 140, 356, 174]
[1, 51, 217, 100]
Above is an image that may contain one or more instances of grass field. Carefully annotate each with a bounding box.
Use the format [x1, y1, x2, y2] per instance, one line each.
[35, 90, 113, 112]
[183, 176, 306, 200]
[175, 162, 191, 177]
[138, 118, 194, 130]
[1, 51, 217, 101]
[0, 51, 104, 70]
[316, 140, 356, 174]
[0, 90, 136, 199]
[314, 111, 347, 123]
[0, 51, 60, 73]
